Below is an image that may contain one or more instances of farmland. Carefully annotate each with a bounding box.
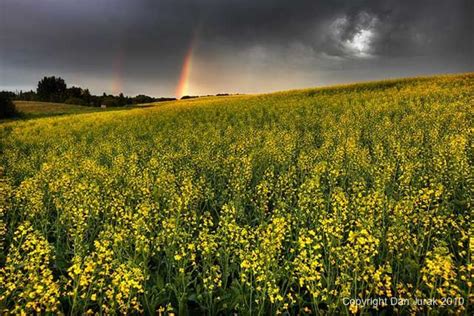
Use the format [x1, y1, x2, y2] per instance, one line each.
[0, 73, 472, 314]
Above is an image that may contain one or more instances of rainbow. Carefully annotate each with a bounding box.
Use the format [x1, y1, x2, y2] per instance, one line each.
[176, 33, 197, 99]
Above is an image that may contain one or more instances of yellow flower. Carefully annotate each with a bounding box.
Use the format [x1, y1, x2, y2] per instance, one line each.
[349, 303, 358, 314]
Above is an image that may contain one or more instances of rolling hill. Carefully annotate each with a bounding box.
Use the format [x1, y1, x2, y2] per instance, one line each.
[0, 73, 472, 315]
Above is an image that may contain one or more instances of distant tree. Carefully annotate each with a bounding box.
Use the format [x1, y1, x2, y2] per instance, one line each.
[81, 89, 92, 105]
[66, 86, 83, 99]
[101, 96, 120, 107]
[0, 92, 17, 119]
[118, 93, 127, 106]
[0, 91, 16, 99]
[90, 95, 101, 107]
[133, 94, 155, 104]
[37, 76, 67, 102]
[18, 90, 37, 101]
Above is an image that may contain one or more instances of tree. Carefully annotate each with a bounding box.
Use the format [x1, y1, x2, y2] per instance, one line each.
[81, 89, 92, 105]
[118, 93, 127, 106]
[0, 92, 17, 119]
[37, 76, 67, 102]
[66, 86, 83, 99]
[133, 94, 157, 104]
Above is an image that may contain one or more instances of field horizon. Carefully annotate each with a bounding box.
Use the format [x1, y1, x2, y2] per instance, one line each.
[4, 71, 473, 122]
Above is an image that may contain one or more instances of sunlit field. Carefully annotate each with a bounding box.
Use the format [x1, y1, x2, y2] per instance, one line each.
[0, 73, 472, 315]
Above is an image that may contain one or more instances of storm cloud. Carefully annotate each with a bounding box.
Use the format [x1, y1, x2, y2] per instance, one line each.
[0, 0, 472, 96]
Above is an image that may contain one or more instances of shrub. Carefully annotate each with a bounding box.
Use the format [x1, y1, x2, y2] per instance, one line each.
[0, 92, 17, 119]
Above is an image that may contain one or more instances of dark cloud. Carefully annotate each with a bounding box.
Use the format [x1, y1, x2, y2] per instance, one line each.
[0, 0, 472, 96]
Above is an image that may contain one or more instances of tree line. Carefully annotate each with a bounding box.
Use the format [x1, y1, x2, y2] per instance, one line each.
[34, 76, 177, 106]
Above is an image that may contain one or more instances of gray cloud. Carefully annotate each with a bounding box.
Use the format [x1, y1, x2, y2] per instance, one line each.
[0, 0, 472, 96]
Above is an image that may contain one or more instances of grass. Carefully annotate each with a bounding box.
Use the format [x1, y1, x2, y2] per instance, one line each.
[0, 73, 472, 315]
[1, 101, 139, 123]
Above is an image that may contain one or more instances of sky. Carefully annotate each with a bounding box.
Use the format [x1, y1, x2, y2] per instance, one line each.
[0, 0, 473, 98]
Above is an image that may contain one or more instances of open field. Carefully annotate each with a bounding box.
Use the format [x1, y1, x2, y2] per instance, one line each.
[0, 73, 473, 314]
[14, 101, 106, 119]
[6, 101, 136, 121]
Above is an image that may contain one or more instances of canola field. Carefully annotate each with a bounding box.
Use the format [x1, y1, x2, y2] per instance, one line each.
[0, 74, 473, 315]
